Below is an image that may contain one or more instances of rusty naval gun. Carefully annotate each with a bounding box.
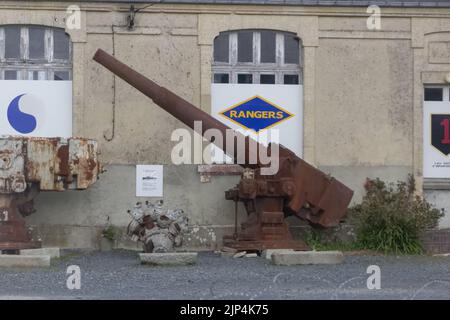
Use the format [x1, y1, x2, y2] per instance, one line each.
[93, 49, 353, 251]
[0, 137, 100, 251]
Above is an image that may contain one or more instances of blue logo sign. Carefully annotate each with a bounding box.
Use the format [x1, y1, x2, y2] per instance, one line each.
[7, 94, 37, 134]
[220, 95, 293, 132]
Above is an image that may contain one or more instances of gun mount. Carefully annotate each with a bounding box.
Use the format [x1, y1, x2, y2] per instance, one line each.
[93, 49, 353, 251]
[0, 137, 100, 251]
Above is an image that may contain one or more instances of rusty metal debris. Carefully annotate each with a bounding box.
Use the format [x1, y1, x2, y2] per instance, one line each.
[93, 49, 354, 252]
[0, 137, 100, 251]
[127, 200, 188, 253]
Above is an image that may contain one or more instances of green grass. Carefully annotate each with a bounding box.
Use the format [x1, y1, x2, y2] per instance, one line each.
[304, 232, 360, 252]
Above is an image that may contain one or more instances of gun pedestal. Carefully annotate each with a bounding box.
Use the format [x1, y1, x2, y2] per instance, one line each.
[223, 194, 309, 251]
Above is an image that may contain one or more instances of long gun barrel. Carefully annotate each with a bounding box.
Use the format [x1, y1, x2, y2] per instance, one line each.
[93, 49, 263, 167]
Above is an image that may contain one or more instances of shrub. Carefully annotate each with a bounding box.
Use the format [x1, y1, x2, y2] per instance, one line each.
[102, 225, 120, 241]
[348, 175, 444, 254]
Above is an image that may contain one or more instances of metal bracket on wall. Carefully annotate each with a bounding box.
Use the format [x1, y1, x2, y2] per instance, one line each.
[197, 164, 243, 183]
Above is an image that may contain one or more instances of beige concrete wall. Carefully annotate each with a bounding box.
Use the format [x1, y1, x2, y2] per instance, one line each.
[315, 38, 413, 167]
[1, 1, 450, 246]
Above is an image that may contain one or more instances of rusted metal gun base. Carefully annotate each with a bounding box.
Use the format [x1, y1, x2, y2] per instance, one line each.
[0, 195, 41, 251]
[223, 198, 310, 251]
[223, 237, 309, 251]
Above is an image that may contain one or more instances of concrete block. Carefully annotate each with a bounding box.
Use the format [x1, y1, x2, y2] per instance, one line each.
[233, 251, 246, 258]
[20, 247, 60, 259]
[271, 251, 344, 266]
[262, 249, 294, 260]
[433, 253, 450, 257]
[0, 255, 51, 268]
[220, 246, 238, 258]
[245, 253, 258, 258]
[220, 251, 235, 258]
[221, 246, 238, 254]
[139, 252, 197, 266]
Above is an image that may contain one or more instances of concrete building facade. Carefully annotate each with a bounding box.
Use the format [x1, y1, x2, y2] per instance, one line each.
[1, 0, 450, 249]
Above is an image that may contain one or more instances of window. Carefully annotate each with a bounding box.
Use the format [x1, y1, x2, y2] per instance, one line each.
[29, 26, 45, 60]
[424, 88, 443, 101]
[5, 70, 17, 80]
[237, 73, 252, 84]
[284, 74, 299, 85]
[0, 25, 72, 80]
[284, 34, 300, 64]
[213, 34, 229, 63]
[260, 74, 275, 84]
[213, 73, 229, 84]
[237, 31, 253, 63]
[260, 31, 276, 63]
[212, 29, 301, 85]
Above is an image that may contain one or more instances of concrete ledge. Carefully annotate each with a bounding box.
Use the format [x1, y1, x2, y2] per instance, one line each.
[433, 253, 450, 257]
[0, 255, 51, 268]
[20, 248, 60, 259]
[220, 251, 235, 258]
[262, 249, 294, 260]
[271, 251, 344, 266]
[139, 252, 198, 266]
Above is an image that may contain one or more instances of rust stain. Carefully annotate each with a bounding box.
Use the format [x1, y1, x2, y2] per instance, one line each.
[56, 145, 70, 177]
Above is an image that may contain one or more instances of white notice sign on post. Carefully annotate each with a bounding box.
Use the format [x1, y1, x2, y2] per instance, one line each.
[136, 165, 163, 197]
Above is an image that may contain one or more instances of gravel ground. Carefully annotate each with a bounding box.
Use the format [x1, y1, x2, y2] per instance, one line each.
[0, 249, 449, 300]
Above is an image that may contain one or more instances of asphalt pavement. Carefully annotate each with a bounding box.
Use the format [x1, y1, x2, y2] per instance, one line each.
[0, 249, 449, 300]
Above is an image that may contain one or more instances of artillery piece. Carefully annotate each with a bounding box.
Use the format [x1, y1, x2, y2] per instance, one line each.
[93, 49, 354, 251]
[0, 137, 100, 251]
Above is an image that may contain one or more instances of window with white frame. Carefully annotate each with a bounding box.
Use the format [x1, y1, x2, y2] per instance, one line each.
[212, 30, 301, 85]
[0, 25, 72, 81]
